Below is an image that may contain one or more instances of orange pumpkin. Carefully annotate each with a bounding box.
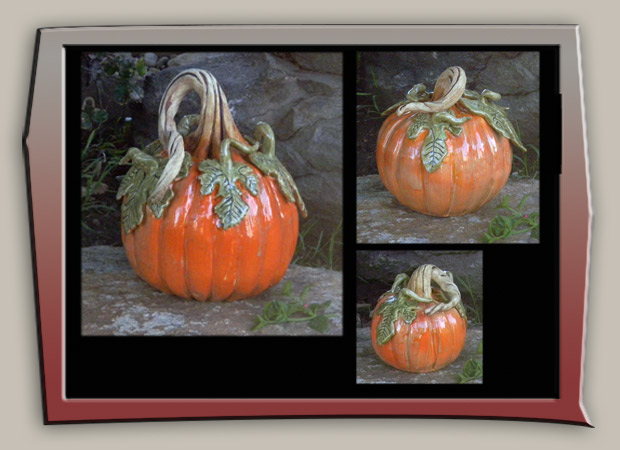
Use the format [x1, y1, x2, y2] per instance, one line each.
[371, 265, 467, 373]
[117, 69, 306, 301]
[376, 67, 526, 217]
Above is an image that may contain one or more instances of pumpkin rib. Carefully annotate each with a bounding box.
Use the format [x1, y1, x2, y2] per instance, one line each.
[251, 178, 282, 297]
[404, 320, 412, 371]
[184, 171, 213, 301]
[247, 187, 268, 298]
[376, 112, 403, 183]
[471, 120, 496, 212]
[179, 177, 198, 299]
[264, 177, 291, 288]
[158, 175, 195, 298]
[230, 193, 260, 300]
[448, 313, 460, 364]
[211, 201, 241, 302]
[137, 213, 166, 293]
[393, 134, 417, 214]
[426, 315, 437, 372]
[447, 142, 458, 216]
[383, 118, 409, 196]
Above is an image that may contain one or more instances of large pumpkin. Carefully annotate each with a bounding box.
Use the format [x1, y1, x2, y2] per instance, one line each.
[116, 69, 307, 301]
[376, 67, 526, 217]
[371, 265, 467, 373]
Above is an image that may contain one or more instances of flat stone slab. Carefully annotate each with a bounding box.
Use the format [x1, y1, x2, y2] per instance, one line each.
[357, 175, 539, 244]
[82, 246, 342, 336]
[356, 325, 483, 384]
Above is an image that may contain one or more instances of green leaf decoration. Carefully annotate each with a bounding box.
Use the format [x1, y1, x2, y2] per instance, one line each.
[246, 126, 307, 217]
[116, 147, 192, 233]
[407, 110, 470, 173]
[198, 158, 259, 230]
[374, 291, 422, 346]
[455, 301, 468, 320]
[407, 112, 431, 140]
[459, 90, 527, 152]
[376, 305, 399, 346]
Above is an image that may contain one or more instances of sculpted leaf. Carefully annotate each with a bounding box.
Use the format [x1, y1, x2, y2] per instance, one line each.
[376, 305, 398, 346]
[213, 187, 250, 230]
[117, 165, 143, 200]
[198, 158, 260, 229]
[236, 164, 259, 196]
[455, 301, 468, 320]
[407, 113, 431, 141]
[198, 159, 224, 196]
[117, 147, 192, 233]
[422, 125, 449, 173]
[400, 304, 419, 324]
[243, 123, 307, 217]
[459, 93, 527, 152]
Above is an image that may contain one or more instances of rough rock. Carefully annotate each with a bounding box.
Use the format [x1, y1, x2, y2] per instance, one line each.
[356, 174, 539, 244]
[357, 250, 482, 293]
[81, 246, 342, 336]
[275, 52, 343, 75]
[131, 52, 343, 233]
[143, 52, 158, 67]
[356, 325, 483, 384]
[357, 51, 539, 175]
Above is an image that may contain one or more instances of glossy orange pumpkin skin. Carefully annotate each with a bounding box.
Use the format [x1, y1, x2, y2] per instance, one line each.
[371, 292, 467, 373]
[121, 149, 299, 302]
[376, 104, 513, 217]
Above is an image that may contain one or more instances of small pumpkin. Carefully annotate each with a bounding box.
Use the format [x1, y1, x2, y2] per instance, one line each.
[371, 265, 467, 373]
[376, 67, 526, 217]
[116, 69, 307, 301]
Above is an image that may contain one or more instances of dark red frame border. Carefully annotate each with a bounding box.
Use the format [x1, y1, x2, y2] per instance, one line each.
[24, 25, 590, 425]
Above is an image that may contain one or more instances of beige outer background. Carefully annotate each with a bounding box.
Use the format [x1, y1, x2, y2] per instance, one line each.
[2, 1, 616, 448]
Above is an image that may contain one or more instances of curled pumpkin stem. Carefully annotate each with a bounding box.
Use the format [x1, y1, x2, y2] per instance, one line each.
[396, 67, 467, 116]
[407, 264, 464, 316]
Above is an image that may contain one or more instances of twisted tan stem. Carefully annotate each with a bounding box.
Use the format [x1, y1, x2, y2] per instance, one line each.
[407, 264, 462, 315]
[149, 69, 241, 203]
[396, 67, 467, 116]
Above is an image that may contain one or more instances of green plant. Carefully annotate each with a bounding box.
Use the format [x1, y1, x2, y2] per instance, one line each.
[357, 65, 382, 117]
[101, 54, 148, 104]
[512, 144, 540, 179]
[456, 341, 483, 383]
[455, 275, 483, 325]
[510, 122, 539, 179]
[81, 99, 132, 231]
[482, 194, 540, 243]
[292, 220, 342, 270]
[252, 281, 337, 333]
[81, 97, 109, 130]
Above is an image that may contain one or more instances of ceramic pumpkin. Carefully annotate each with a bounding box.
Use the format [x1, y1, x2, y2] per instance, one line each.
[116, 69, 307, 301]
[371, 265, 468, 373]
[376, 67, 527, 217]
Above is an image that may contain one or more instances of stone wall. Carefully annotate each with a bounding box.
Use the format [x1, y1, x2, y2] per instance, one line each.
[357, 51, 540, 175]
